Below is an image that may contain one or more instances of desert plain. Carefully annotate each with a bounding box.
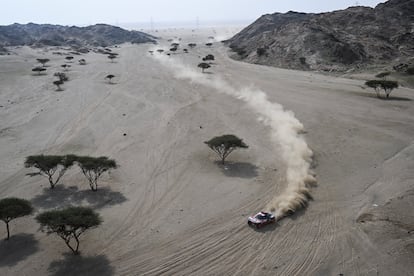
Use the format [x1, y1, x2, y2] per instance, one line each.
[0, 28, 413, 275]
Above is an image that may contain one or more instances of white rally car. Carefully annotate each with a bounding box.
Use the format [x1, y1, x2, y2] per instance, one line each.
[247, 211, 276, 228]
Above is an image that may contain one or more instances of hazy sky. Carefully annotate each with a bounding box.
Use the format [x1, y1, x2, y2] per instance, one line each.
[1, 0, 385, 26]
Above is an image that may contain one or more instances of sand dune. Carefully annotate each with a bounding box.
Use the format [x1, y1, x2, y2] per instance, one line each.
[0, 28, 413, 275]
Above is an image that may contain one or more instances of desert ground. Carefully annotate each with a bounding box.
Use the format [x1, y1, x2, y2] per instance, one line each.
[0, 28, 413, 275]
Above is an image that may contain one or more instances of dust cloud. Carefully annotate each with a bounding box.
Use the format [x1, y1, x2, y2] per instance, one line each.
[152, 51, 316, 219]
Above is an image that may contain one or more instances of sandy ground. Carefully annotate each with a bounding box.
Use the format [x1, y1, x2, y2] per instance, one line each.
[0, 28, 413, 275]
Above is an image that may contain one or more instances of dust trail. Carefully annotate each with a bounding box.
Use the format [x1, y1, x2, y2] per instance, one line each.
[151, 51, 316, 219]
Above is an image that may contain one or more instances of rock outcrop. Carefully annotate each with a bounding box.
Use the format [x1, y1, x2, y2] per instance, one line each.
[226, 0, 414, 71]
[0, 23, 156, 48]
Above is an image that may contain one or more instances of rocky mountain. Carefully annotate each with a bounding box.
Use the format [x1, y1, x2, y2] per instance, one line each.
[227, 0, 414, 72]
[0, 23, 156, 48]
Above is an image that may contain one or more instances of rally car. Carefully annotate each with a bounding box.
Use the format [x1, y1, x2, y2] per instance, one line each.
[247, 211, 276, 228]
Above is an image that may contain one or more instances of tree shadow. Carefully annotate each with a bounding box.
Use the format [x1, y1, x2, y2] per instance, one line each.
[377, 96, 412, 101]
[31, 186, 127, 210]
[0, 234, 39, 267]
[48, 254, 114, 276]
[215, 161, 259, 179]
[352, 91, 412, 101]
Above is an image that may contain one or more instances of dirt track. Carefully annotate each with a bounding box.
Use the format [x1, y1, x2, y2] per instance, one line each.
[0, 29, 413, 275]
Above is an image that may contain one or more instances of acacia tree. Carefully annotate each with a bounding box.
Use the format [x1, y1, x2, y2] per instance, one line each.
[204, 135, 248, 164]
[381, 80, 399, 98]
[108, 55, 117, 62]
[365, 80, 399, 98]
[36, 207, 101, 254]
[65, 56, 74, 62]
[53, 80, 64, 91]
[202, 54, 215, 61]
[61, 64, 70, 71]
[76, 156, 118, 191]
[0, 198, 33, 240]
[24, 155, 76, 189]
[32, 67, 46, 75]
[54, 72, 68, 82]
[157, 49, 164, 54]
[188, 43, 196, 48]
[365, 80, 381, 97]
[198, 62, 211, 73]
[37, 58, 50, 67]
[375, 72, 390, 80]
[105, 74, 115, 84]
[205, 43, 213, 47]
[107, 53, 118, 62]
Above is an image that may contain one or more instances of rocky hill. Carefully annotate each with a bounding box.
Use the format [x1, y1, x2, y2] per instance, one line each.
[0, 23, 156, 48]
[226, 0, 414, 72]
